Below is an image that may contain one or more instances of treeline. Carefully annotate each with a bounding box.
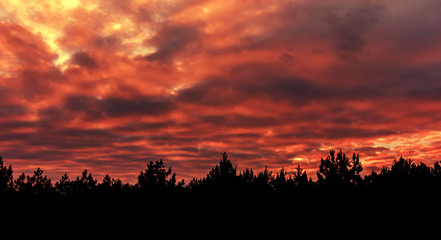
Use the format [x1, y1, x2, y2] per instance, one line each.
[2, 150, 441, 198]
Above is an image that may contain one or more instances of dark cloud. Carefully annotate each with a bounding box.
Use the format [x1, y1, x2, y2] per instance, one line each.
[72, 51, 97, 68]
[37, 106, 75, 127]
[145, 23, 200, 61]
[0, 121, 35, 129]
[393, 65, 441, 101]
[26, 128, 118, 149]
[19, 68, 64, 100]
[198, 114, 278, 128]
[201, 1, 383, 59]
[101, 96, 175, 117]
[325, 3, 382, 55]
[0, 132, 33, 142]
[113, 121, 176, 132]
[0, 104, 28, 116]
[178, 58, 441, 112]
[64, 94, 176, 119]
[4, 148, 69, 161]
[176, 147, 200, 153]
[177, 77, 243, 106]
[322, 127, 397, 140]
[212, 133, 261, 141]
[279, 53, 296, 63]
[177, 63, 385, 107]
[146, 134, 200, 145]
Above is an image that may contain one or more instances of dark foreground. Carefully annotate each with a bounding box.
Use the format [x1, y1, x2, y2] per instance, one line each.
[2, 150, 441, 224]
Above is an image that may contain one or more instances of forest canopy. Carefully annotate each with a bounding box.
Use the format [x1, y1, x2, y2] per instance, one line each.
[2, 150, 441, 199]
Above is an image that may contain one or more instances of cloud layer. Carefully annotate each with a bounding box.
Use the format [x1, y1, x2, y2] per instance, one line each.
[1, 0, 441, 182]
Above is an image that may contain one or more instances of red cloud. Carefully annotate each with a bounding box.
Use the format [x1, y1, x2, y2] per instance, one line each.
[1, 0, 441, 183]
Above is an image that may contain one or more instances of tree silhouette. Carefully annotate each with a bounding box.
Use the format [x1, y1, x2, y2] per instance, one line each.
[137, 159, 184, 192]
[14, 173, 29, 192]
[205, 152, 237, 184]
[28, 168, 52, 193]
[376, 156, 413, 187]
[272, 167, 289, 192]
[432, 161, 441, 186]
[13, 168, 52, 194]
[4, 150, 441, 201]
[239, 168, 255, 184]
[372, 157, 436, 191]
[293, 165, 309, 186]
[55, 173, 72, 195]
[98, 175, 131, 193]
[433, 161, 441, 177]
[388, 156, 412, 176]
[190, 152, 246, 193]
[252, 166, 274, 192]
[255, 166, 272, 185]
[0, 156, 13, 192]
[317, 149, 363, 187]
[109, 178, 132, 193]
[410, 161, 432, 186]
[73, 170, 97, 194]
[98, 174, 113, 193]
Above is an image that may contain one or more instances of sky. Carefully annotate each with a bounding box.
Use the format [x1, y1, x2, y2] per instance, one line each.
[1, 0, 441, 183]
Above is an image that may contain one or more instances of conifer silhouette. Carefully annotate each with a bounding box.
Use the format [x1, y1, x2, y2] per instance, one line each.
[73, 170, 97, 194]
[0, 156, 13, 192]
[205, 152, 237, 184]
[1, 149, 441, 202]
[55, 173, 71, 195]
[317, 149, 363, 186]
[137, 159, 184, 192]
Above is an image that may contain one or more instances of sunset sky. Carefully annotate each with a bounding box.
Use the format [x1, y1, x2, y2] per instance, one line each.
[1, 0, 441, 183]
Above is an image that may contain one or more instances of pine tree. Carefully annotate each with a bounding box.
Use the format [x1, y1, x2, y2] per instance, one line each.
[138, 159, 183, 192]
[73, 170, 97, 194]
[29, 168, 52, 193]
[55, 173, 72, 195]
[293, 165, 309, 186]
[0, 156, 13, 192]
[317, 149, 363, 186]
